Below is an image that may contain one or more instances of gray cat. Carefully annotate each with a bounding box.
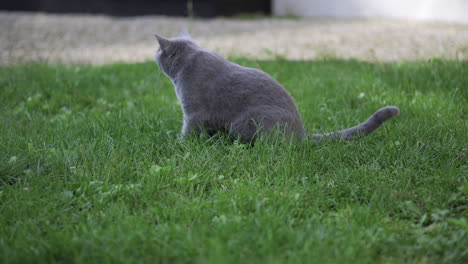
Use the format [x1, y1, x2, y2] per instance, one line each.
[155, 32, 399, 143]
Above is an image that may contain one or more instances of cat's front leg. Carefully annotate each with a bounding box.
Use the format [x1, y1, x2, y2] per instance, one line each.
[181, 120, 191, 135]
[181, 117, 205, 137]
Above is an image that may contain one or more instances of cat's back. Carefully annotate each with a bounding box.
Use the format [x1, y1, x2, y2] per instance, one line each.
[188, 49, 277, 84]
[184, 48, 299, 113]
[228, 63, 298, 109]
[193, 49, 289, 92]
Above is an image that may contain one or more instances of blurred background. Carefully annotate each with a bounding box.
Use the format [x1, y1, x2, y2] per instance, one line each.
[0, 0, 270, 17]
[1, 0, 467, 64]
[2, 0, 468, 22]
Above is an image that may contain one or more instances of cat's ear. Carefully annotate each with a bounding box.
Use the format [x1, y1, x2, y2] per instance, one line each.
[155, 34, 170, 51]
[178, 31, 192, 40]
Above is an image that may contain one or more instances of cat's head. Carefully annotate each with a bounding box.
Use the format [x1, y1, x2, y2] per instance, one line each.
[155, 32, 195, 78]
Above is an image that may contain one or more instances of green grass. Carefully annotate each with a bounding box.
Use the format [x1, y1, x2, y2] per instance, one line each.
[0, 59, 467, 263]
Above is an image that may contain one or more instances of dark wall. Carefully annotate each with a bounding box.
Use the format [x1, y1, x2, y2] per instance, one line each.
[1, 0, 271, 17]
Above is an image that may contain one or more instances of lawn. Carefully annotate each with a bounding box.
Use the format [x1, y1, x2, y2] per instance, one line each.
[0, 59, 467, 263]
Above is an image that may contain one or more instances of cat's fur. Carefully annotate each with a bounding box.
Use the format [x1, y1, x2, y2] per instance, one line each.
[155, 32, 399, 143]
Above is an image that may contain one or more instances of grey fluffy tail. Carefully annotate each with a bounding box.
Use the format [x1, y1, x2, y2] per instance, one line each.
[312, 106, 400, 142]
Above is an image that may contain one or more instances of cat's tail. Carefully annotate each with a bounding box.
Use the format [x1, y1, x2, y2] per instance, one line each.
[312, 106, 400, 142]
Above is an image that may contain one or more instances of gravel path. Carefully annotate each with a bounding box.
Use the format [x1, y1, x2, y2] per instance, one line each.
[2, 12, 468, 64]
